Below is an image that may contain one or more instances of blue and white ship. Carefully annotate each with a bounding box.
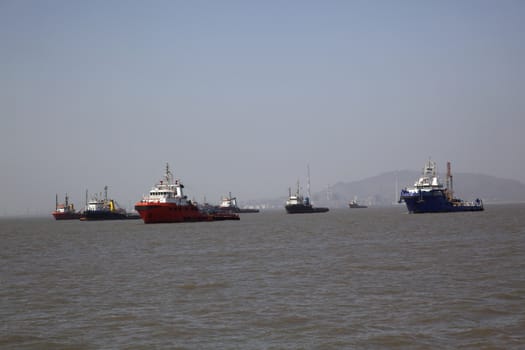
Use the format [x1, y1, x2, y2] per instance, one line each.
[399, 160, 484, 213]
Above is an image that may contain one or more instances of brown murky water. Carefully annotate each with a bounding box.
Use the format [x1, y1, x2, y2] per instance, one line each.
[2, 204, 524, 349]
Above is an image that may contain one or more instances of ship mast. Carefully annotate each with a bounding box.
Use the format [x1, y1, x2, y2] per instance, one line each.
[446, 161, 454, 201]
[56, 194, 58, 210]
[307, 164, 311, 199]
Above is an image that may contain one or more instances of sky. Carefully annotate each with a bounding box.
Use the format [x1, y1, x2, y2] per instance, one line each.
[1, 0, 524, 216]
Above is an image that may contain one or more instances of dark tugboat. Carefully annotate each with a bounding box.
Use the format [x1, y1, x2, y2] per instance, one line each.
[285, 165, 329, 214]
[399, 159, 484, 213]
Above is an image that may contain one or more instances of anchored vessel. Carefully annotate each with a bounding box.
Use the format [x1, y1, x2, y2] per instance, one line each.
[285, 166, 329, 214]
[52, 194, 82, 220]
[285, 186, 329, 213]
[349, 198, 367, 208]
[134, 164, 239, 223]
[81, 186, 137, 220]
[399, 160, 484, 213]
[218, 192, 259, 213]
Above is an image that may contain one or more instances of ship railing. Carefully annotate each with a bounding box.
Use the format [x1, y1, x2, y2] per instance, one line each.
[400, 189, 418, 197]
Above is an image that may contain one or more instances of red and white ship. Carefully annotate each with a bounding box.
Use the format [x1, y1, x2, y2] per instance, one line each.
[52, 194, 82, 220]
[134, 163, 239, 224]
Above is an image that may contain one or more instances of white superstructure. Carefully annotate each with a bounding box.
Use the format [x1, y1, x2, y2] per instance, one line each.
[219, 192, 238, 209]
[404, 159, 444, 195]
[286, 180, 306, 206]
[139, 163, 191, 205]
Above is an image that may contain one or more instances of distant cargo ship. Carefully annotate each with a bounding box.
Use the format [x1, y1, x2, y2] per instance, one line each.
[134, 163, 239, 223]
[218, 192, 259, 213]
[348, 199, 367, 208]
[52, 194, 81, 220]
[399, 160, 484, 213]
[285, 165, 329, 214]
[81, 186, 138, 221]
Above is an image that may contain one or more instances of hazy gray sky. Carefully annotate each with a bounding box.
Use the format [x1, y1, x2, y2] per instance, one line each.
[1, 0, 524, 216]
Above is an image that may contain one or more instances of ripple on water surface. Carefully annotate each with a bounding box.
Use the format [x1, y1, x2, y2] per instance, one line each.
[1, 205, 525, 349]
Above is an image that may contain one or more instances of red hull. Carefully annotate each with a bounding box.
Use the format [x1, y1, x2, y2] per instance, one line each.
[52, 211, 82, 220]
[135, 202, 238, 224]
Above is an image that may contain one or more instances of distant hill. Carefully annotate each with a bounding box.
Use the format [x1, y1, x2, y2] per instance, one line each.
[244, 171, 525, 209]
[311, 171, 525, 207]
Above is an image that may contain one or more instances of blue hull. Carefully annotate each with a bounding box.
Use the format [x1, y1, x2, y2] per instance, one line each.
[400, 190, 483, 213]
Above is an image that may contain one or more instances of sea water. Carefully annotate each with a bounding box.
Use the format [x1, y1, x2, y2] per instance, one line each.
[1, 204, 524, 349]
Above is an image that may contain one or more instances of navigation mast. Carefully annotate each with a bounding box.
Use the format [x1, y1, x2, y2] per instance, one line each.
[307, 164, 311, 199]
[446, 161, 454, 201]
